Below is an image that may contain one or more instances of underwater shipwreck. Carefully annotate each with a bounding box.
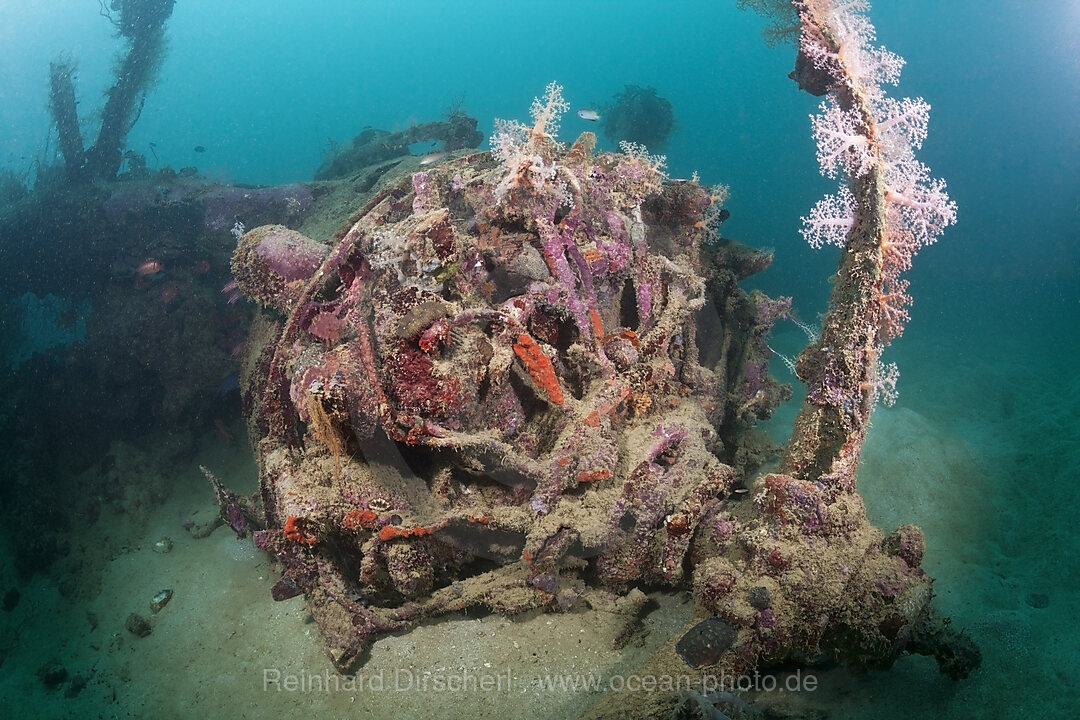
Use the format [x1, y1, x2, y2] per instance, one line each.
[0, 0, 980, 717]
[222, 0, 978, 710]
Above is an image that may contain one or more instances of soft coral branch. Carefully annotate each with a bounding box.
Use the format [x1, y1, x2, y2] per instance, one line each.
[876, 278, 912, 344]
[798, 0, 904, 94]
[884, 155, 958, 250]
[875, 96, 930, 152]
[800, 186, 855, 249]
[811, 100, 872, 177]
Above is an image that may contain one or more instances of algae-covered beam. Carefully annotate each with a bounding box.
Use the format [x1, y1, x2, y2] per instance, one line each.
[85, 0, 176, 181]
[314, 112, 485, 180]
[781, 0, 956, 484]
[48, 58, 86, 181]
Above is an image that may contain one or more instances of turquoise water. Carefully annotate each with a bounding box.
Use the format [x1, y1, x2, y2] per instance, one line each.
[0, 1, 1077, 718]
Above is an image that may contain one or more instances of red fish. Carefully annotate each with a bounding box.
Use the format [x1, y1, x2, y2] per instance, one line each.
[221, 279, 242, 305]
[213, 418, 235, 444]
[136, 259, 164, 276]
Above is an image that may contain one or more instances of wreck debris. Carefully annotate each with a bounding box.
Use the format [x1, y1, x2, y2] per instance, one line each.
[149, 589, 173, 614]
[199, 465, 263, 539]
[314, 111, 485, 181]
[151, 537, 173, 554]
[47, 0, 176, 183]
[125, 613, 152, 638]
[225, 67, 975, 706]
[231, 82, 788, 672]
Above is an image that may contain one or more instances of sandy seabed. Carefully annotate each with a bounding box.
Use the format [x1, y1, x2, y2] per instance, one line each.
[2, 322, 1077, 720]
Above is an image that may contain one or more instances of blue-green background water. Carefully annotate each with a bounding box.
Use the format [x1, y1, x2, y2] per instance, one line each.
[4, 0, 1075, 327]
[0, 1, 1077, 718]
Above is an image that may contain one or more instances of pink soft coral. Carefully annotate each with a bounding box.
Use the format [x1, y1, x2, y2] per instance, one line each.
[801, 186, 855, 249]
[811, 100, 873, 178]
[884, 155, 957, 252]
[800, 0, 956, 344]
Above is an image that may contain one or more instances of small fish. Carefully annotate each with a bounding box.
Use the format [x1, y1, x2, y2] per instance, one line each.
[136, 259, 164, 276]
[214, 418, 235, 444]
[576, 109, 601, 121]
[419, 151, 448, 166]
[193, 145, 206, 153]
[221, 279, 243, 305]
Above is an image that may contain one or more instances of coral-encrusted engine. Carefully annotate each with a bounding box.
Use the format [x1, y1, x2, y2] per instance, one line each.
[229, 128, 789, 669]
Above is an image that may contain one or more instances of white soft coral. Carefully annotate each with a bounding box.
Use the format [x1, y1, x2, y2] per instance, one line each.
[490, 82, 571, 203]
